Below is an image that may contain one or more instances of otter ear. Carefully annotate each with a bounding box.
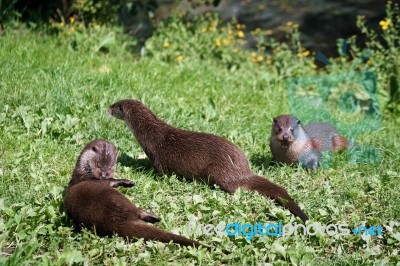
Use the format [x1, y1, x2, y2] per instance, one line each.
[273, 118, 277, 124]
[297, 120, 301, 125]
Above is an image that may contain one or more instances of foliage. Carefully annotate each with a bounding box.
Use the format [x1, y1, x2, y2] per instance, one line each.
[0, 4, 400, 265]
[0, 0, 19, 27]
[145, 13, 317, 79]
[72, 0, 121, 24]
[0, 0, 121, 27]
[355, 1, 400, 114]
[49, 18, 136, 56]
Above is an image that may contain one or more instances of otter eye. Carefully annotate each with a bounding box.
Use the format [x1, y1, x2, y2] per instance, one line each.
[92, 146, 99, 152]
[291, 128, 294, 132]
[277, 127, 282, 132]
[297, 120, 301, 125]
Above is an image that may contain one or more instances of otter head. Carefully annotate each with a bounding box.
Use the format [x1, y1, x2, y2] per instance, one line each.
[108, 99, 145, 120]
[79, 139, 117, 180]
[272, 115, 302, 149]
[108, 101, 126, 120]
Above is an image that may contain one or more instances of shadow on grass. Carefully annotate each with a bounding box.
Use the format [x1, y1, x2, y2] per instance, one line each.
[249, 153, 275, 170]
[118, 152, 215, 187]
[118, 152, 154, 172]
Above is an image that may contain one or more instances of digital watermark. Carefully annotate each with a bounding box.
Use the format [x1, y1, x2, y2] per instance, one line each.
[188, 219, 384, 241]
[285, 42, 382, 167]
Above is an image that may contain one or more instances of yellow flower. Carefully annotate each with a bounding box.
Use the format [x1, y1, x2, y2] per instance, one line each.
[176, 55, 183, 62]
[286, 21, 299, 29]
[163, 41, 170, 48]
[60, 21, 65, 28]
[201, 28, 207, 33]
[69, 17, 75, 24]
[228, 29, 234, 36]
[297, 50, 310, 57]
[208, 26, 217, 31]
[237, 31, 245, 38]
[251, 52, 257, 57]
[256, 54, 263, 62]
[222, 38, 230, 45]
[214, 39, 221, 47]
[379, 18, 391, 30]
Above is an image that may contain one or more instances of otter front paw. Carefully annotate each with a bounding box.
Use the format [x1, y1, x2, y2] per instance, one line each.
[109, 179, 135, 188]
[301, 159, 319, 170]
[117, 179, 135, 187]
[299, 150, 321, 169]
[140, 211, 161, 223]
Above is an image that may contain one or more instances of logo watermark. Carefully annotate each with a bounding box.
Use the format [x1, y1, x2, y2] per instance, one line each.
[285, 41, 382, 167]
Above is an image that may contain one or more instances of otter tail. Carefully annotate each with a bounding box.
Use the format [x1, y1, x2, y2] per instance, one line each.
[243, 175, 309, 222]
[116, 220, 204, 248]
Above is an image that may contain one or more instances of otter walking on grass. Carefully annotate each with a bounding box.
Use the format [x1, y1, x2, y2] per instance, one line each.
[64, 139, 204, 248]
[108, 99, 309, 222]
[270, 114, 351, 169]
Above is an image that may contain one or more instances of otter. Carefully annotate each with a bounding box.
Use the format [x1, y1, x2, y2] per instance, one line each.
[64, 139, 203, 248]
[270, 114, 350, 169]
[68, 139, 135, 187]
[108, 99, 309, 222]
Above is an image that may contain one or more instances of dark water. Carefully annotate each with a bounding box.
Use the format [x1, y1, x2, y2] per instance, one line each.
[122, 0, 387, 56]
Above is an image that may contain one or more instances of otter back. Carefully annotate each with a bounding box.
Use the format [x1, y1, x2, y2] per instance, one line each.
[109, 99, 309, 222]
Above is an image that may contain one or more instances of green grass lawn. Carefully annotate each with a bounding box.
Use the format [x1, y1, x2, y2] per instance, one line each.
[0, 28, 399, 265]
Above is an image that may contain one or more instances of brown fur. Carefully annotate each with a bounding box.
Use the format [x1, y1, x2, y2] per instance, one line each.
[64, 139, 203, 248]
[270, 114, 350, 169]
[109, 99, 309, 222]
[69, 139, 134, 188]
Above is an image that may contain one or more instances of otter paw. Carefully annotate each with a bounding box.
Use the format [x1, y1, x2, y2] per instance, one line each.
[140, 212, 161, 223]
[302, 159, 319, 169]
[119, 179, 135, 187]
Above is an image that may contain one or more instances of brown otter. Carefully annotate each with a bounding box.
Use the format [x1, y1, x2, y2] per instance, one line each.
[108, 99, 309, 222]
[270, 114, 350, 169]
[64, 139, 203, 248]
[68, 139, 135, 187]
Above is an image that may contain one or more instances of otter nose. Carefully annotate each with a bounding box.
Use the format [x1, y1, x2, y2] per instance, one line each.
[101, 172, 107, 178]
[282, 133, 289, 141]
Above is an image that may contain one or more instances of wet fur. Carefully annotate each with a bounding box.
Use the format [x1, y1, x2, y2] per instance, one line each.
[109, 99, 309, 222]
[64, 139, 202, 248]
[270, 114, 350, 169]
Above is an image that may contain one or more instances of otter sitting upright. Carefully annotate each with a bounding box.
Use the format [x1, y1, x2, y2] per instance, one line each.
[109, 99, 309, 222]
[270, 114, 350, 169]
[64, 139, 203, 248]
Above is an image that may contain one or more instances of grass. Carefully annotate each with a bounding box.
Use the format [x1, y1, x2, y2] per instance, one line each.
[0, 27, 399, 265]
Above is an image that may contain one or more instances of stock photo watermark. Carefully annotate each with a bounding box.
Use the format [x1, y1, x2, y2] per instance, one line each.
[285, 46, 382, 167]
[188, 219, 384, 241]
